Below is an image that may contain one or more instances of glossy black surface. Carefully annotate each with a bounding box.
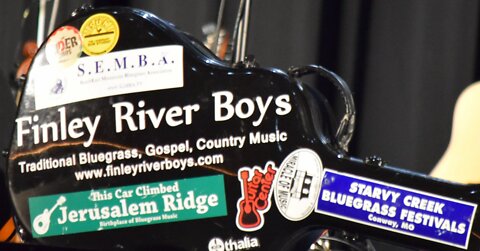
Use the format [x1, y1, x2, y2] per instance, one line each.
[6, 7, 480, 251]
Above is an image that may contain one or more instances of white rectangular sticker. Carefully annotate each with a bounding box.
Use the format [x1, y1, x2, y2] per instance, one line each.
[31, 45, 183, 110]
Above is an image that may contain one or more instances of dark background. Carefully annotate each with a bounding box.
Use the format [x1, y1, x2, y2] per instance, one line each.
[0, 0, 478, 250]
[2, 0, 478, 174]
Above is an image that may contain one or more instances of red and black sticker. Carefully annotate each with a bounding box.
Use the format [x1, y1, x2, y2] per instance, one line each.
[235, 161, 277, 232]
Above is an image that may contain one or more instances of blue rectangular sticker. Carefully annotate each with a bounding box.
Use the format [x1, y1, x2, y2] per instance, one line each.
[316, 169, 477, 249]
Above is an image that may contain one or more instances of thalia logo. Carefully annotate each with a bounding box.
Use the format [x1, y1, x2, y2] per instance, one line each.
[208, 236, 260, 251]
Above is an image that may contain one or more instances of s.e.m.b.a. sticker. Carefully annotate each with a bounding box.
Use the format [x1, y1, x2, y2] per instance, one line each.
[29, 175, 227, 237]
[31, 45, 184, 110]
[316, 169, 477, 249]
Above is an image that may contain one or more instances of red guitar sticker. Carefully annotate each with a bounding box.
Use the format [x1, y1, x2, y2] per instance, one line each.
[236, 161, 277, 232]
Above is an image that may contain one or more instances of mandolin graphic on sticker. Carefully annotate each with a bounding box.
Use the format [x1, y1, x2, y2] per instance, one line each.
[32, 196, 66, 236]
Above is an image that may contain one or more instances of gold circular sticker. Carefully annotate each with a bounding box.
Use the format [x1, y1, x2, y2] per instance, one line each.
[80, 13, 119, 56]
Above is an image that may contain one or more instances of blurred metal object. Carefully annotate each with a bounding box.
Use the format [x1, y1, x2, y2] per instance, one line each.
[37, 0, 60, 44]
[231, 0, 252, 64]
[47, 0, 60, 34]
[212, 0, 226, 56]
[309, 229, 376, 251]
[37, 0, 47, 45]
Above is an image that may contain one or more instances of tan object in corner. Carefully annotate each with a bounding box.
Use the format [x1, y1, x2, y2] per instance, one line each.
[431, 82, 480, 183]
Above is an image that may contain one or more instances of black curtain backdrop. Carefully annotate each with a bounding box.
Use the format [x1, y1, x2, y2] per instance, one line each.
[135, 0, 480, 174]
[2, 0, 475, 173]
[0, 0, 479, 249]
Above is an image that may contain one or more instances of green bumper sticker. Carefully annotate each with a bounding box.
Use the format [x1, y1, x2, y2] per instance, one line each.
[29, 175, 227, 237]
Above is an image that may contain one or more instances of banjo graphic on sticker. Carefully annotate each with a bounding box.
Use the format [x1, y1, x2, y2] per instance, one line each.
[274, 148, 323, 221]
